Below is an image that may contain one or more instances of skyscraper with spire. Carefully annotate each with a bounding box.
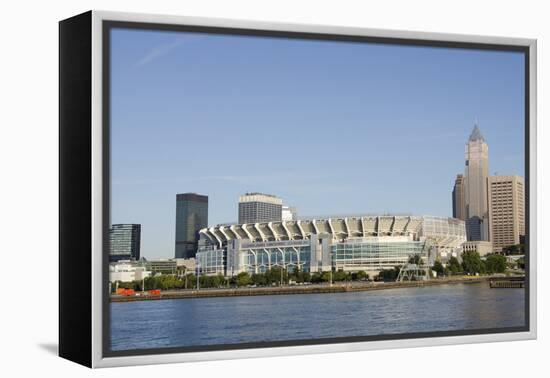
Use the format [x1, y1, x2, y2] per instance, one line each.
[463, 124, 490, 241]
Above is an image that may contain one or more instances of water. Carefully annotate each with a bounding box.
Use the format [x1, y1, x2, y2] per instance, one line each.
[110, 283, 525, 351]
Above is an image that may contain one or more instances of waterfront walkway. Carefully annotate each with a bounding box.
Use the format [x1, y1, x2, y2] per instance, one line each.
[110, 275, 522, 302]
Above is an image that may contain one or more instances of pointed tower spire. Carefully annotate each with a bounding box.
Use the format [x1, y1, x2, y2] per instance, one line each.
[469, 122, 485, 142]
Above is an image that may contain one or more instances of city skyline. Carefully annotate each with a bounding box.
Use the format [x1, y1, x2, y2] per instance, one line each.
[110, 28, 525, 259]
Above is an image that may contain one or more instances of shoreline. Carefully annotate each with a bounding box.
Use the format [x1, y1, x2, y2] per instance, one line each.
[110, 275, 523, 303]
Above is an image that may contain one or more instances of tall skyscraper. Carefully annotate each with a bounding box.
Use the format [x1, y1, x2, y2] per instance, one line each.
[488, 175, 525, 252]
[175, 193, 208, 259]
[109, 224, 141, 262]
[452, 174, 466, 220]
[238, 192, 282, 224]
[464, 124, 490, 241]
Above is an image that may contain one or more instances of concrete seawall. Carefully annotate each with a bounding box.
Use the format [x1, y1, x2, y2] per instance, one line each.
[110, 276, 514, 303]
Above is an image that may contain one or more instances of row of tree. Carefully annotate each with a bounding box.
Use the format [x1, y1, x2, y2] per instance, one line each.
[114, 251, 512, 292]
[229, 267, 370, 287]
[430, 252, 508, 276]
[378, 251, 509, 280]
[114, 266, 371, 291]
[116, 273, 225, 291]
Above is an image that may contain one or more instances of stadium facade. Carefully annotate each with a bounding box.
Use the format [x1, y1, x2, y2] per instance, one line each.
[196, 215, 466, 277]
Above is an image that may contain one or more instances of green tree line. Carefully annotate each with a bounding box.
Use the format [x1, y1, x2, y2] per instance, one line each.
[114, 266, 371, 292]
[430, 252, 509, 277]
[114, 251, 513, 292]
[216, 266, 371, 288]
[115, 273, 227, 291]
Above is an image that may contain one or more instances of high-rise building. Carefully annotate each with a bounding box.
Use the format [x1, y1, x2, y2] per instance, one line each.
[282, 205, 297, 221]
[465, 216, 484, 242]
[464, 124, 490, 241]
[487, 175, 525, 252]
[452, 174, 466, 220]
[109, 224, 141, 262]
[238, 192, 282, 224]
[175, 193, 208, 259]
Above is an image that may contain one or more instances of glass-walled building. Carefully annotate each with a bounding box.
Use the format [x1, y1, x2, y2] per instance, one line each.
[196, 246, 226, 276]
[109, 224, 141, 262]
[175, 193, 208, 259]
[332, 236, 428, 272]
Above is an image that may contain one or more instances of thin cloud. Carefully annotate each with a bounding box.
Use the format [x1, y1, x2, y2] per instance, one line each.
[135, 37, 189, 67]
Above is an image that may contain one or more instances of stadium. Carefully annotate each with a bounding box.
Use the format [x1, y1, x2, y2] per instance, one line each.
[196, 215, 466, 277]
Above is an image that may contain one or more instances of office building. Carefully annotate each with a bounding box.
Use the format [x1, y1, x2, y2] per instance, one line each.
[282, 205, 297, 221]
[238, 192, 282, 224]
[487, 175, 525, 252]
[109, 224, 141, 262]
[464, 124, 490, 241]
[465, 216, 484, 242]
[144, 258, 178, 275]
[109, 260, 150, 283]
[175, 193, 208, 259]
[452, 174, 466, 220]
[462, 241, 493, 257]
[197, 215, 466, 277]
[175, 258, 196, 274]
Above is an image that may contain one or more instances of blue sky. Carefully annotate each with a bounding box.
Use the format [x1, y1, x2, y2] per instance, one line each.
[110, 28, 525, 259]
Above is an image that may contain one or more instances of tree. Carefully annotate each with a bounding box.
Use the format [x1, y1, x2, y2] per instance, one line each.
[432, 260, 445, 277]
[118, 281, 139, 290]
[320, 271, 332, 282]
[291, 266, 304, 283]
[311, 272, 322, 283]
[356, 270, 368, 281]
[446, 256, 462, 275]
[266, 266, 286, 285]
[379, 266, 401, 281]
[236, 272, 252, 287]
[333, 270, 347, 282]
[216, 273, 227, 287]
[485, 254, 507, 274]
[502, 244, 525, 256]
[263, 268, 274, 285]
[408, 254, 423, 265]
[461, 250, 484, 275]
[186, 273, 197, 289]
[251, 273, 267, 286]
[174, 277, 185, 289]
[200, 275, 224, 289]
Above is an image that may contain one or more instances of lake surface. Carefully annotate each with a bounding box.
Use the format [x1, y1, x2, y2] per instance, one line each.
[110, 283, 525, 351]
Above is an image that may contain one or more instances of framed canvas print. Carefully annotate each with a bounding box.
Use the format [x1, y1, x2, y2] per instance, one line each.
[59, 10, 537, 368]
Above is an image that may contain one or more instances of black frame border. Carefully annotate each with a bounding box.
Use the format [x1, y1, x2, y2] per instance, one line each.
[59, 11, 93, 368]
[101, 20, 531, 359]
